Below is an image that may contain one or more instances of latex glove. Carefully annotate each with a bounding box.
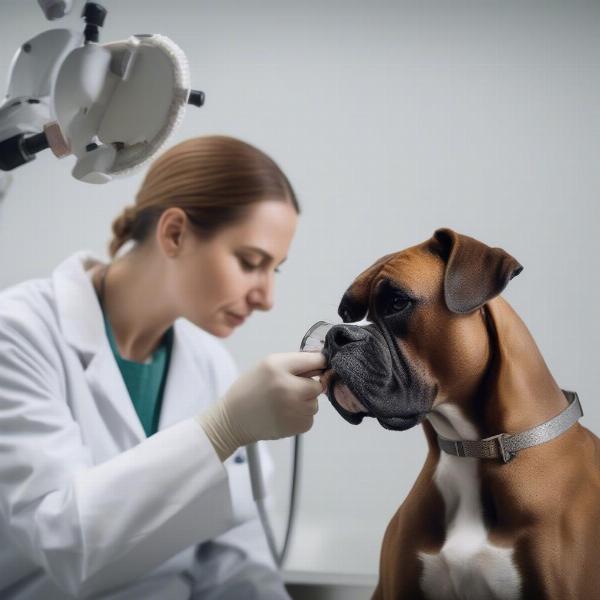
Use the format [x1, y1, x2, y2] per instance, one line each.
[197, 352, 326, 461]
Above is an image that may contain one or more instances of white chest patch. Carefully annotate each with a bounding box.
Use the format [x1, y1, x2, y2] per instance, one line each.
[419, 404, 522, 600]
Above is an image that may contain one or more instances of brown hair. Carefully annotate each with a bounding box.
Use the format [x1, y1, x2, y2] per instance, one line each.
[109, 135, 299, 257]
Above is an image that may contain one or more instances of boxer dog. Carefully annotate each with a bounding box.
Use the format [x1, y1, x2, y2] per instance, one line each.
[321, 228, 600, 600]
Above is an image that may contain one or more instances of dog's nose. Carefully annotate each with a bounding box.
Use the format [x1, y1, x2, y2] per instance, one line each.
[327, 324, 369, 353]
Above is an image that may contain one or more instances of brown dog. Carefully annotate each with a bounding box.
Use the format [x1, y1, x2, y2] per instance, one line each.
[321, 228, 600, 600]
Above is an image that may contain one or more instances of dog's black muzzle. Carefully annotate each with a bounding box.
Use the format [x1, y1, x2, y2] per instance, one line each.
[322, 322, 433, 431]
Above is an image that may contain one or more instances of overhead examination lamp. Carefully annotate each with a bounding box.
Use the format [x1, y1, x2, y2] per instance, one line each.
[0, 0, 205, 188]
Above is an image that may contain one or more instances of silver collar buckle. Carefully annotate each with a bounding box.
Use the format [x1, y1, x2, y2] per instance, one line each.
[483, 433, 514, 463]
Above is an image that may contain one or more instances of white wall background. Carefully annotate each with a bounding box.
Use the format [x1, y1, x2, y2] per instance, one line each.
[1, 0, 599, 587]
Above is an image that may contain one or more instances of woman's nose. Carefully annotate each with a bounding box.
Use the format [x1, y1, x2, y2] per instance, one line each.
[248, 273, 274, 311]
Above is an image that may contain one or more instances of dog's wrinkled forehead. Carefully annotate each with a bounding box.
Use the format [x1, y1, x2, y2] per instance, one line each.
[337, 245, 442, 322]
[337, 252, 395, 322]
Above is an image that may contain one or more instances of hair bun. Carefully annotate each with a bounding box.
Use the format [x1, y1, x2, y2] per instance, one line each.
[109, 206, 137, 257]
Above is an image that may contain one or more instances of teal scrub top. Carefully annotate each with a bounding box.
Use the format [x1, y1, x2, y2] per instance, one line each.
[103, 315, 174, 437]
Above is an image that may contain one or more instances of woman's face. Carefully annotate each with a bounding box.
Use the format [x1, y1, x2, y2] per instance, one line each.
[166, 200, 298, 337]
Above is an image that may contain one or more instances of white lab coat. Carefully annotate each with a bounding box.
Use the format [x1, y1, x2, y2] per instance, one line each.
[0, 252, 288, 600]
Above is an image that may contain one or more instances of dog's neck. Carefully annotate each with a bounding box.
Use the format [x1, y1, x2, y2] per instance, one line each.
[423, 296, 589, 528]
[428, 296, 568, 442]
[479, 296, 568, 438]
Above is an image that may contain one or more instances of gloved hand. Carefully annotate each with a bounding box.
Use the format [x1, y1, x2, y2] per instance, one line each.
[197, 352, 326, 461]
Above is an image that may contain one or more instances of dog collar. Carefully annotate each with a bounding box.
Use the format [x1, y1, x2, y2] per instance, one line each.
[436, 390, 583, 463]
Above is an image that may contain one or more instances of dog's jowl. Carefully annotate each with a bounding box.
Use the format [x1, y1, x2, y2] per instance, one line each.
[322, 228, 600, 600]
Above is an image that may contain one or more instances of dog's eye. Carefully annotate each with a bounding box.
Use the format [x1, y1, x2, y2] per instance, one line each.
[385, 293, 411, 316]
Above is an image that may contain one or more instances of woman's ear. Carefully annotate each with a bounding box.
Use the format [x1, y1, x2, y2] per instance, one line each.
[156, 207, 189, 258]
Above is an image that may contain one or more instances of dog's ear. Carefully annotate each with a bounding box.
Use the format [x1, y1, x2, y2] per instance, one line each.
[431, 228, 523, 314]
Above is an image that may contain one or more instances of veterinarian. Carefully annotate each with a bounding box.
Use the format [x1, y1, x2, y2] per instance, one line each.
[0, 136, 325, 600]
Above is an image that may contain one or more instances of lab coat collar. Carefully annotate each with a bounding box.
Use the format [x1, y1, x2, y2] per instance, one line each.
[52, 252, 147, 442]
[52, 251, 108, 360]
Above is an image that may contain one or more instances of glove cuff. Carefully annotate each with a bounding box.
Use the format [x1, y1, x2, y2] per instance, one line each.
[196, 401, 240, 462]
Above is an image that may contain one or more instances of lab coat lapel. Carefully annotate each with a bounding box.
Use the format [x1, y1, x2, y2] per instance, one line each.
[158, 322, 213, 430]
[84, 347, 146, 444]
[53, 252, 146, 445]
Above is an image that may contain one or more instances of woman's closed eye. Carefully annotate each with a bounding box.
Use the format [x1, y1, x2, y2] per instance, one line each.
[239, 257, 261, 271]
[238, 256, 281, 274]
